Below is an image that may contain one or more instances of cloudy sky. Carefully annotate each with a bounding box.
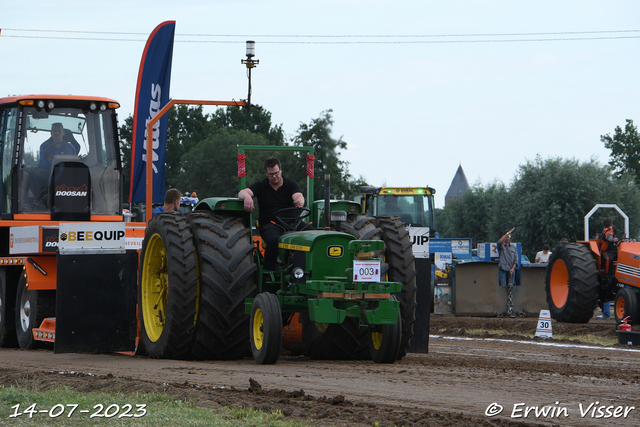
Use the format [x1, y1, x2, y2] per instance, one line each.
[2, 1, 639, 207]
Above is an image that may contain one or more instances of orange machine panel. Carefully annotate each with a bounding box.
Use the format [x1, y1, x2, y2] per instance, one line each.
[0, 256, 57, 290]
[24, 256, 57, 290]
[615, 242, 640, 289]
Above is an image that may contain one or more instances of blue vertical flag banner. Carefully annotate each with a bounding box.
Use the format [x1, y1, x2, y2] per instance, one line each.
[129, 21, 175, 204]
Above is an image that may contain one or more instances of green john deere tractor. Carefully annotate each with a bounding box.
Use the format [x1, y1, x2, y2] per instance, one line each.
[138, 145, 416, 364]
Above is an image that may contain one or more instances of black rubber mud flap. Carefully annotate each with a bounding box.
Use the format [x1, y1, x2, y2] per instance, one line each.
[54, 251, 138, 353]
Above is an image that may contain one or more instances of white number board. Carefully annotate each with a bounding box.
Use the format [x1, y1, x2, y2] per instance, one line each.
[353, 260, 381, 282]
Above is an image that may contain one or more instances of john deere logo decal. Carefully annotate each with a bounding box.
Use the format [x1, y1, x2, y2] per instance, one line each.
[328, 245, 343, 258]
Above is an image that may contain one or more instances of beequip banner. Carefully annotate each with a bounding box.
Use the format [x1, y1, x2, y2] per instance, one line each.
[129, 21, 175, 203]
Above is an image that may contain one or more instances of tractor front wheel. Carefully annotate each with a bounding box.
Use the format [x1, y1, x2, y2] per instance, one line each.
[369, 296, 402, 363]
[614, 288, 639, 325]
[250, 293, 282, 365]
[15, 273, 54, 349]
[138, 214, 198, 359]
[545, 243, 598, 323]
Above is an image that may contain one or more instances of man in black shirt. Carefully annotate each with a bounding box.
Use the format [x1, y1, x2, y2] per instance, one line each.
[238, 157, 306, 270]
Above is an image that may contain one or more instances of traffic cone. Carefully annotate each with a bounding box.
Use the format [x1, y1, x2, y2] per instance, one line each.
[535, 309, 553, 339]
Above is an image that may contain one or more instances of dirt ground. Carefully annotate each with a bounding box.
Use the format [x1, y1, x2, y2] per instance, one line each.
[1, 315, 638, 427]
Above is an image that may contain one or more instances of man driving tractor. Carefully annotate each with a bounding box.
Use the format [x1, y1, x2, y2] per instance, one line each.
[238, 156, 311, 270]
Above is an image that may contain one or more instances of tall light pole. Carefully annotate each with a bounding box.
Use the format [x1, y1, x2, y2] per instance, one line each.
[241, 40, 259, 108]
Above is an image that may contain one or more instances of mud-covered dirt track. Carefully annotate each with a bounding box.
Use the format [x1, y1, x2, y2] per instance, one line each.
[1, 316, 638, 427]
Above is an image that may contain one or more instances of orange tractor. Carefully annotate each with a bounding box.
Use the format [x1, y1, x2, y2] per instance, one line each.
[545, 205, 638, 324]
[0, 94, 144, 352]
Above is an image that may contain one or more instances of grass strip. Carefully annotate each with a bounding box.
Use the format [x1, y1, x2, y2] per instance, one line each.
[0, 385, 312, 427]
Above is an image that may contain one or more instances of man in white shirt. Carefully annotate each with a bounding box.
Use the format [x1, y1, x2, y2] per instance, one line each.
[535, 245, 552, 263]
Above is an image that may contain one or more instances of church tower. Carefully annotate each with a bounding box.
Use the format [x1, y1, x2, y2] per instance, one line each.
[445, 164, 470, 206]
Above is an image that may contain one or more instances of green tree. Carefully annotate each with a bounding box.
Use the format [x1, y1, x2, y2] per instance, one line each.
[165, 105, 214, 190]
[175, 129, 270, 198]
[291, 110, 364, 201]
[118, 105, 211, 202]
[119, 105, 363, 205]
[211, 105, 285, 146]
[118, 104, 286, 198]
[118, 115, 133, 204]
[601, 119, 640, 185]
[510, 156, 640, 258]
[438, 180, 509, 244]
[438, 156, 640, 259]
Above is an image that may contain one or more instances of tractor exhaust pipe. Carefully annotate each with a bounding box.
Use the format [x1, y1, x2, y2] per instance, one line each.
[324, 174, 330, 229]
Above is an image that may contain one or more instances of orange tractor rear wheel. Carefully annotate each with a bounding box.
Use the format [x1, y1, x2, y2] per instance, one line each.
[545, 243, 599, 323]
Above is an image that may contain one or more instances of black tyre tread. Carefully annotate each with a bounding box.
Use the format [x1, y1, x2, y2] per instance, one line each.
[188, 212, 257, 360]
[369, 296, 402, 364]
[300, 312, 364, 360]
[615, 288, 639, 325]
[544, 243, 599, 323]
[302, 214, 380, 360]
[0, 269, 18, 347]
[374, 215, 417, 359]
[139, 214, 198, 359]
[15, 274, 55, 349]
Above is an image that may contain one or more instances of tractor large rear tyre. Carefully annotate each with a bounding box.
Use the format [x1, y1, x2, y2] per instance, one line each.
[301, 214, 380, 360]
[375, 215, 417, 359]
[614, 287, 639, 325]
[138, 214, 198, 359]
[369, 296, 402, 364]
[188, 212, 257, 360]
[300, 312, 365, 360]
[545, 243, 598, 323]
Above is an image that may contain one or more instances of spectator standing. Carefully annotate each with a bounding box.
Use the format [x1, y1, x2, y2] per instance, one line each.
[497, 227, 518, 287]
[597, 218, 618, 319]
[152, 188, 182, 215]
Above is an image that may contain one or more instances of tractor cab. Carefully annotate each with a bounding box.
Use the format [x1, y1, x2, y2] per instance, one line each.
[359, 186, 437, 262]
[0, 95, 122, 219]
[360, 186, 436, 230]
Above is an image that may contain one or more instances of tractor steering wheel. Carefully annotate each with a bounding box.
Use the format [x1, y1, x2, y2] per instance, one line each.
[273, 207, 311, 232]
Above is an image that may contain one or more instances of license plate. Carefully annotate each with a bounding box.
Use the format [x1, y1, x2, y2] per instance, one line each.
[353, 260, 381, 282]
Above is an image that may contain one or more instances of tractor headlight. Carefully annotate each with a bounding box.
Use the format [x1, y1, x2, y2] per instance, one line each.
[293, 267, 305, 280]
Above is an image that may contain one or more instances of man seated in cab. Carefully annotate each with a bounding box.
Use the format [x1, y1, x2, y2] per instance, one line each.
[238, 157, 308, 271]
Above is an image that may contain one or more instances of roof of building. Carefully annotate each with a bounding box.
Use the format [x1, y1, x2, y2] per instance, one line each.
[445, 164, 470, 202]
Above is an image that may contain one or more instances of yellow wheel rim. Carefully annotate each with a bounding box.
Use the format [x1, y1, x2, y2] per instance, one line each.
[371, 331, 382, 350]
[314, 322, 329, 334]
[141, 234, 168, 342]
[253, 308, 264, 350]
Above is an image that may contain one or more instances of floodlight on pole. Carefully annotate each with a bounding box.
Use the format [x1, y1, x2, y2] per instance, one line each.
[241, 40, 259, 108]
